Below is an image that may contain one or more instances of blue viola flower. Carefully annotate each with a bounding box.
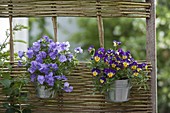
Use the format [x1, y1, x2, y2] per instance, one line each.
[50, 63, 58, 71]
[45, 72, 54, 86]
[30, 74, 36, 82]
[43, 36, 52, 43]
[27, 49, 34, 59]
[59, 54, 67, 62]
[49, 42, 57, 52]
[74, 47, 83, 54]
[18, 60, 22, 66]
[63, 82, 73, 93]
[37, 75, 45, 84]
[67, 53, 73, 61]
[35, 56, 43, 63]
[18, 51, 24, 59]
[54, 75, 68, 81]
[62, 41, 70, 51]
[32, 42, 41, 52]
[39, 51, 47, 59]
[49, 51, 57, 60]
[39, 64, 49, 74]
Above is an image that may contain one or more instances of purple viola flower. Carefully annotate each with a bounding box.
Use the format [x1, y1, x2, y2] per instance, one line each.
[37, 75, 45, 84]
[113, 40, 121, 47]
[104, 68, 116, 78]
[54, 75, 67, 80]
[97, 47, 105, 54]
[30, 74, 36, 82]
[18, 51, 24, 59]
[43, 36, 53, 43]
[130, 61, 138, 70]
[74, 47, 83, 54]
[60, 41, 70, 51]
[39, 64, 49, 74]
[91, 68, 101, 76]
[63, 82, 73, 93]
[35, 56, 43, 63]
[88, 45, 94, 53]
[32, 42, 41, 52]
[18, 60, 22, 66]
[27, 49, 34, 59]
[59, 55, 67, 62]
[39, 51, 47, 59]
[45, 72, 54, 86]
[49, 42, 57, 52]
[28, 67, 36, 74]
[49, 51, 57, 60]
[99, 76, 106, 84]
[67, 53, 73, 61]
[51, 63, 58, 70]
[94, 53, 103, 62]
[61, 75, 68, 80]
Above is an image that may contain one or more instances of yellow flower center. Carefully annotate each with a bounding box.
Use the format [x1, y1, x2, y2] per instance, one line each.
[107, 72, 114, 78]
[112, 63, 116, 68]
[145, 65, 148, 70]
[92, 71, 98, 76]
[123, 62, 129, 68]
[100, 79, 104, 83]
[94, 56, 100, 62]
[137, 68, 142, 72]
[131, 65, 137, 70]
[116, 67, 120, 70]
[133, 72, 139, 76]
[122, 55, 127, 59]
[113, 42, 117, 47]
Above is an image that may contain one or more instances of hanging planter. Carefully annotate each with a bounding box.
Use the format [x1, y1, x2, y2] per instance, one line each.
[36, 85, 56, 98]
[18, 36, 83, 98]
[88, 40, 149, 102]
[105, 79, 131, 102]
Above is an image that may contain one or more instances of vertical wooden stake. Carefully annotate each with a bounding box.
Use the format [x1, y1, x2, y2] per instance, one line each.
[146, 0, 157, 113]
[52, 16, 57, 42]
[97, 15, 104, 48]
[9, 15, 14, 62]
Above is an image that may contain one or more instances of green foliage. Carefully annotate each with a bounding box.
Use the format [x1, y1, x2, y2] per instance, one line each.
[29, 18, 53, 47]
[69, 18, 146, 60]
[0, 25, 31, 113]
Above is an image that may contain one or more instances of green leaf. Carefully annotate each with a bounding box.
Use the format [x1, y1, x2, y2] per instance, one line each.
[23, 109, 32, 113]
[0, 79, 12, 88]
[2, 73, 11, 79]
[5, 108, 18, 113]
[13, 40, 27, 44]
[3, 103, 10, 109]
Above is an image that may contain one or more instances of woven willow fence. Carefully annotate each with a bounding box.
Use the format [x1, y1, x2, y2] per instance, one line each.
[0, 0, 156, 113]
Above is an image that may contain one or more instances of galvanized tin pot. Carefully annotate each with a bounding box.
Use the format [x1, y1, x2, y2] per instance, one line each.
[36, 85, 56, 98]
[105, 79, 131, 102]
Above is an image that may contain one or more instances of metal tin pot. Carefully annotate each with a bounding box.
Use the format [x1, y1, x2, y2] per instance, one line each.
[105, 79, 131, 102]
[36, 85, 56, 98]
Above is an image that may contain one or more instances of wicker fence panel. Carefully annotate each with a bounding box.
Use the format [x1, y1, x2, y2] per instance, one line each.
[0, 62, 152, 113]
[0, 0, 150, 18]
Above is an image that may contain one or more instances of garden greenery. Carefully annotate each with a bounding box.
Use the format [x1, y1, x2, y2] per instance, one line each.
[0, 25, 31, 113]
[88, 40, 149, 93]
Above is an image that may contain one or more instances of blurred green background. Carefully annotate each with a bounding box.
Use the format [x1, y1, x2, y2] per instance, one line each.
[28, 0, 170, 113]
